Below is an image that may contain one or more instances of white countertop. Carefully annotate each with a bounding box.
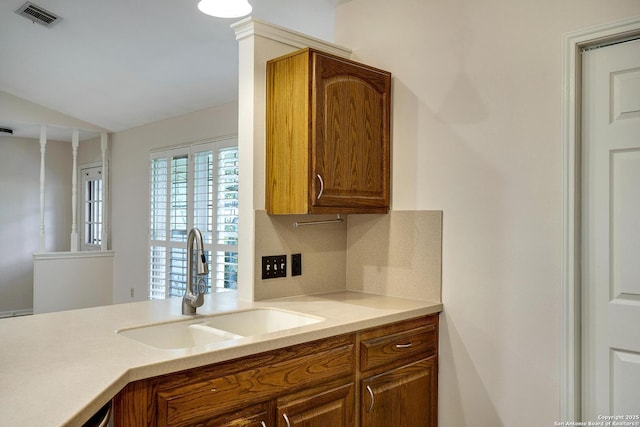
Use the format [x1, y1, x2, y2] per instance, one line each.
[0, 291, 442, 426]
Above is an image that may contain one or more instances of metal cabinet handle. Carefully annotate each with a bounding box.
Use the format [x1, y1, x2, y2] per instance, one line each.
[366, 385, 375, 413]
[283, 413, 291, 427]
[395, 342, 413, 349]
[316, 174, 324, 199]
[260, 422, 267, 427]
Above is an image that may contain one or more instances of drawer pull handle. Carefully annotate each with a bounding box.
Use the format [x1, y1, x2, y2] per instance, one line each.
[283, 413, 291, 427]
[260, 422, 267, 427]
[366, 385, 375, 413]
[316, 174, 324, 199]
[396, 342, 413, 349]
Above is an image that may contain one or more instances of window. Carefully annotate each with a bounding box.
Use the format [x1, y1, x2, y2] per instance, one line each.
[149, 139, 238, 300]
[81, 165, 103, 251]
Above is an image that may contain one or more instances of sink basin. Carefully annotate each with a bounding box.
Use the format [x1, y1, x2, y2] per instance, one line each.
[117, 320, 243, 350]
[117, 308, 323, 350]
[200, 307, 323, 336]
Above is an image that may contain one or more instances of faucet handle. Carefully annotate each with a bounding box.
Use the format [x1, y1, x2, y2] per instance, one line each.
[194, 278, 206, 307]
[194, 292, 204, 307]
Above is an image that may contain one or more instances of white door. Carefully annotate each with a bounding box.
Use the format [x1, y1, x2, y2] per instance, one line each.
[582, 38, 640, 420]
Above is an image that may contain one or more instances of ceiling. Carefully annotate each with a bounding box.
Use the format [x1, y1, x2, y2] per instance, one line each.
[0, 0, 340, 140]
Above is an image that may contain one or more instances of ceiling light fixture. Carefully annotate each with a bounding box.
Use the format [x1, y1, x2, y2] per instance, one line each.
[197, 0, 252, 18]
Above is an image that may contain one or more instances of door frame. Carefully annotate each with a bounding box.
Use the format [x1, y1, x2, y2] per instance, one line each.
[561, 15, 640, 421]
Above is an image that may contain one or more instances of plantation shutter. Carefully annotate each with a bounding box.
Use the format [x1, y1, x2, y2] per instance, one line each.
[148, 139, 238, 300]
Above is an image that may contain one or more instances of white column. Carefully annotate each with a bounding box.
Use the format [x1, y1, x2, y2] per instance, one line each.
[70, 129, 79, 251]
[100, 132, 109, 251]
[39, 125, 47, 252]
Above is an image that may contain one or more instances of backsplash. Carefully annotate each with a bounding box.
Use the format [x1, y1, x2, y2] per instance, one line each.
[253, 210, 442, 302]
[254, 211, 347, 300]
[346, 211, 442, 302]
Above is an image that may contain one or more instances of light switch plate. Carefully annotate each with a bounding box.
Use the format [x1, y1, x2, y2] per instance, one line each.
[262, 255, 286, 279]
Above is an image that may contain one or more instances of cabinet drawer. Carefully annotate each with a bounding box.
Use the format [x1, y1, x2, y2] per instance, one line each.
[360, 319, 437, 373]
[157, 342, 354, 427]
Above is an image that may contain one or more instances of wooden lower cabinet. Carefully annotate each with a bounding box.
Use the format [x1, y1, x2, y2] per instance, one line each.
[357, 315, 439, 427]
[276, 381, 355, 427]
[190, 402, 273, 427]
[113, 334, 355, 427]
[113, 315, 437, 427]
[361, 357, 437, 427]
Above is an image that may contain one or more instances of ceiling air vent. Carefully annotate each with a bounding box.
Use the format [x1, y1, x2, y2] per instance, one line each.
[15, 2, 62, 28]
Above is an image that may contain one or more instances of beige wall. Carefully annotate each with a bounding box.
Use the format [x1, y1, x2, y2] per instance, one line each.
[334, 1, 640, 425]
[77, 136, 104, 166]
[0, 136, 72, 312]
[110, 102, 238, 304]
[0, 91, 107, 313]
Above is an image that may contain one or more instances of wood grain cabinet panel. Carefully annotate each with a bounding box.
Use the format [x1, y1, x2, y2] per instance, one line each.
[113, 334, 355, 427]
[178, 402, 273, 427]
[156, 342, 354, 426]
[276, 380, 355, 427]
[361, 357, 437, 427]
[266, 48, 391, 215]
[360, 317, 437, 374]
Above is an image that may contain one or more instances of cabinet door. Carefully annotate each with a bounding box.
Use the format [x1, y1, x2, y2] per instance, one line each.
[276, 382, 355, 427]
[361, 357, 437, 427]
[311, 52, 391, 212]
[191, 402, 273, 427]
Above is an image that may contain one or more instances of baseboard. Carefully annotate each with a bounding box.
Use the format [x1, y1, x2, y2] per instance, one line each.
[0, 309, 33, 319]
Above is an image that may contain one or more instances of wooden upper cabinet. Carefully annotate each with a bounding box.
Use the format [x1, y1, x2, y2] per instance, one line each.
[266, 48, 391, 215]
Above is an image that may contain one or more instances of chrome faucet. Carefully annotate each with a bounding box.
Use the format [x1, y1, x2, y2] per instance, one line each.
[182, 227, 208, 315]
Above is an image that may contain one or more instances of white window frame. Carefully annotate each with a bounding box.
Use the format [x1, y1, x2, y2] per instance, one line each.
[79, 162, 104, 251]
[148, 137, 238, 300]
